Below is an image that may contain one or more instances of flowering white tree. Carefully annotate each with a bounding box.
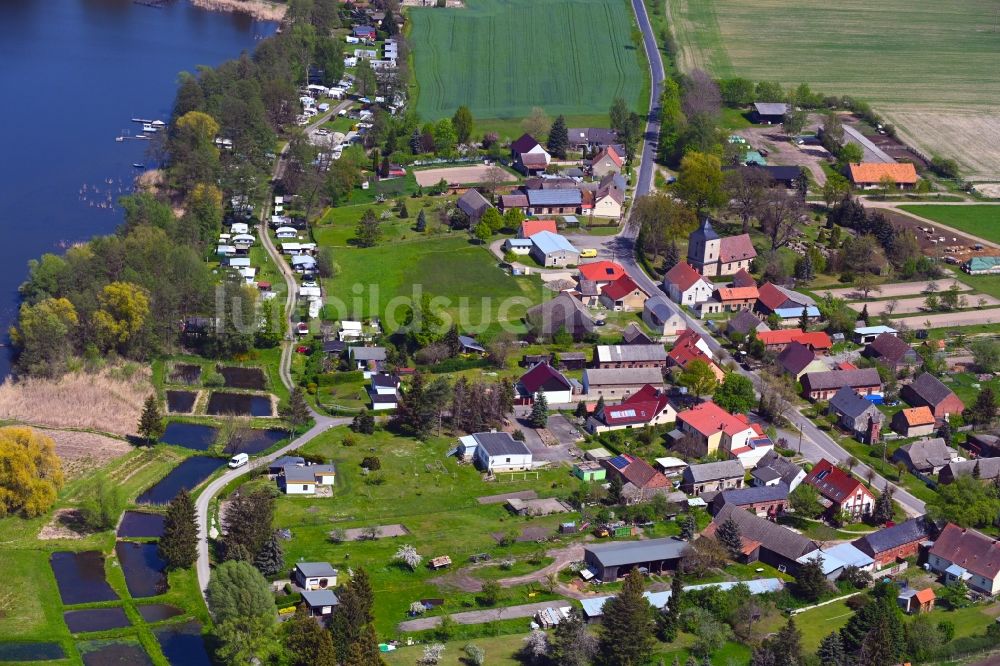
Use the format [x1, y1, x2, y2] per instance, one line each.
[393, 543, 422, 570]
[523, 629, 549, 659]
[419, 644, 444, 665]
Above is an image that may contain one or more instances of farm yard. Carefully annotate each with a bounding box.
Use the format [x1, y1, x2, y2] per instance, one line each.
[409, 0, 647, 122]
[666, 0, 1000, 180]
[412, 164, 518, 187]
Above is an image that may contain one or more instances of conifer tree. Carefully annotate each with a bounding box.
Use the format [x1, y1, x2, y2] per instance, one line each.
[547, 115, 569, 159]
[415, 209, 427, 232]
[284, 388, 311, 431]
[598, 569, 654, 666]
[254, 532, 285, 577]
[871, 487, 894, 525]
[799, 306, 810, 333]
[285, 605, 337, 666]
[716, 517, 743, 558]
[860, 303, 870, 325]
[575, 401, 588, 418]
[528, 392, 548, 428]
[138, 394, 165, 443]
[679, 514, 696, 540]
[159, 488, 197, 569]
[816, 631, 846, 666]
[656, 574, 682, 641]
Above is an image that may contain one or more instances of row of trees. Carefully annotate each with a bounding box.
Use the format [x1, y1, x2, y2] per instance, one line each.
[390, 371, 516, 438]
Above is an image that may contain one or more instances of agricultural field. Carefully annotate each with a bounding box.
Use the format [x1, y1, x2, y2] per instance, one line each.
[897, 205, 1000, 245]
[666, 0, 1000, 180]
[409, 0, 647, 121]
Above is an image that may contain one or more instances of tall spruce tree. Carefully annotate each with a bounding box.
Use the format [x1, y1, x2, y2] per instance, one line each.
[547, 115, 569, 159]
[285, 605, 338, 666]
[329, 569, 383, 666]
[679, 514, 696, 540]
[816, 631, 846, 666]
[716, 517, 743, 558]
[138, 394, 165, 443]
[871, 487, 894, 525]
[549, 607, 596, 666]
[656, 574, 682, 641]
[159, 488, 197, 569]
[254, 532, 284, 577]
[392, 371, 436, 438]
[415, 209, 427, 232]
[528, 392, 548, 428]
[598, 569, 655, 666]
[284, 388, 311, 431]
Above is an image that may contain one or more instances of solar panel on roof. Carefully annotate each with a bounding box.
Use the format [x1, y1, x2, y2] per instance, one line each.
[609, 455, 629, 470]
[613, 409, 636, 418]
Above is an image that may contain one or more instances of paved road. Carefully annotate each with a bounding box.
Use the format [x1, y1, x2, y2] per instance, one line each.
[614, 0, 927, 517]
[195, 99, 355, 597]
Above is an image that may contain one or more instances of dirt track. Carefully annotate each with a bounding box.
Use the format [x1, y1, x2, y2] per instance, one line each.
[413, 164, 517, 187]
[892, 308, 1000, 329]
[821, 280, 971, 300]
[848, 294, 1000, 315]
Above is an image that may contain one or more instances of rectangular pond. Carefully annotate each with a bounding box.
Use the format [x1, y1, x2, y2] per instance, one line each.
[168, 364, 201, 385]
[166, 390, 197, 414]
[136, 456, 225, 505]
[155, 621, 212, 666]
[160, 422, 218, 451]
[229, 428, 290, 455]
[137, 604, 183, 623]
[218, 365, 267, 390]
[115, 542, 168, 598]
[0, 643, 66, 662]
[79, 641, 152, 666]
[117, 511, 165, 539]
[49, 551, 118, 606]
[64, 607, 131, 633]
[206, 392, 272, 417]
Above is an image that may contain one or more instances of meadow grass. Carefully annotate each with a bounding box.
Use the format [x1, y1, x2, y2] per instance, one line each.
[898, 205, 1000, 244]
[409, 0, 647, 120]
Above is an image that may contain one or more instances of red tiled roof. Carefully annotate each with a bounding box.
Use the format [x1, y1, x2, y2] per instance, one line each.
[678, 401, 753, 437]
[914, 588, 936, 604]
[601, 275, 647, 301]
[755, 282, 789, 311]
[757, 329, 805, 346]
[719, 234, 757, 263]
[613, 454, 671, 489]
[848, 162, 918, 185]
[601, 384, 672, 427]
[731, 269, 756, 288]
[930, 523, 1000, 581]
[519, 362, 571, 395]
[521, 219, 557, 237]
[668, 330, 714, 371]
[665, 262, 706, 293]
[717, 286, 759, 301]
[900, 406, 935, 427]
[591, 146, 624, 168]
[579, 261, 626, 282]
[837, 361, 858, 371]
[796, 331, 833, 350]
[804, 458, 868, 504]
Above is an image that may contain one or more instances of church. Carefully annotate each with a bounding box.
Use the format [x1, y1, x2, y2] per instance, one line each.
[686, 218, 757, 277]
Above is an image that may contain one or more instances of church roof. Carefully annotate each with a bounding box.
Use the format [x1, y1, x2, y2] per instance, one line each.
[689, 218, 719, 243]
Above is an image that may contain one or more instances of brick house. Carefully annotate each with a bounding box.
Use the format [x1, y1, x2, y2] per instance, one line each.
[710, 483, 789, 519]
[852, 517, 936, 570]
[901, 372, 965, 419]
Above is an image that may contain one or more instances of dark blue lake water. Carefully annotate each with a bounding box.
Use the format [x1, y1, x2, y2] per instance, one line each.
[0, 1, 276, 379]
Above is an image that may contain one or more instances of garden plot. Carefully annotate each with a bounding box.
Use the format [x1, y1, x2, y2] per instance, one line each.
[848, 294, 1000, 315]
[342, 524, 410, 541]
[822, 280, 971, 300]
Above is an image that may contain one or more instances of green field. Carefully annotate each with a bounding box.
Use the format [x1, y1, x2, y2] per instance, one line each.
[898, 205, 1000, 244]
[666, 0, 1000, 179]
[409, 0, 647, 121]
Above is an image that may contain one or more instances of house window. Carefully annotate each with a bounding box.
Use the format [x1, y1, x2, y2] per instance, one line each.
[506, 457, 511, 463]
[302, 485, 309, 491]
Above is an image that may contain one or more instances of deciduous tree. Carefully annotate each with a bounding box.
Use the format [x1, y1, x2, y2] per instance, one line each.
[207, 560, 276, 624]
[0, 427, 63, 518]
[713, 373, 756, 413]
[678, 358, 719, 397]
[676, 152, 726, 213]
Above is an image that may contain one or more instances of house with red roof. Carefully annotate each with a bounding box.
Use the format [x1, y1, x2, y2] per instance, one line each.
[578, 260, 626, 287]
[667, 330, 725, 382]
[599, 275, 649, 311]
[663, 262, 713, 307]
[715, 285, 759, 312]
[600, 453, 672, 503]
[929, 523, 1000, 594]
[516, 362, 574, 405]
[676, 401, 757, 458]
[803, 459, 874, 520]
[757, 328, 833, 354]
[589, 146, 624, 180]
[731, 269, 756, 288]
[518, 219, 558, 239]
[754, 282, 820, 324]
[586, 384, 677, 434]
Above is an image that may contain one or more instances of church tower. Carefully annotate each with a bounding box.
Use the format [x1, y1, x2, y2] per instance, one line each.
[687, 218, 721, 276]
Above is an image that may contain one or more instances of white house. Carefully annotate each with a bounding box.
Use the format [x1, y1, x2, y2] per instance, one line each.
[232, 234, 255, 248]
[290, 255, 317, 272]
[230, 222, 249, 235]
[468, 432, 533, 473]
[293, 562, 338, 590]
[664, 262, 713, 306]
[280, 463, 336, 495]
[276, 227, 299, 239]
[516, 362, 574, 405]
[928, 523, 1000, 595]
[339, 321, 364, 341]
[368, 372, 400, 411]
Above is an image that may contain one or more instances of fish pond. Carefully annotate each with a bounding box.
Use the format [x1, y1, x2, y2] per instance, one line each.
[49, 551, 118, 605]
[168, 364, 202, 385]
[218, 365, 267, 390]
[117, 511, 165, 539]
[206, 392, 273, 417]
[115, 542, 167, 598]
[0, 643, 65, 662]
[137, 604, 184, 623]
[160, 422, 218, 451]
[79, 640, 152, 666]
[136, 456, 225, 504]
[155, 621, 212, 666]
[63, 607, 131, 633]
[166, 390, 197, 414]
[229, 428, 289, 454]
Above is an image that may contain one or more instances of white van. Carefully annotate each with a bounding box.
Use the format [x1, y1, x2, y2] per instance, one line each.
[228, 453, 249, 469]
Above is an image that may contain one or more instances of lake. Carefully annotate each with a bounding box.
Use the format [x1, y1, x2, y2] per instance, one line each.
[0, 0, 276, 379]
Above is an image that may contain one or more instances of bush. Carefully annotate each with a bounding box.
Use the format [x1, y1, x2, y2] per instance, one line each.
[360, 456, 381, 471]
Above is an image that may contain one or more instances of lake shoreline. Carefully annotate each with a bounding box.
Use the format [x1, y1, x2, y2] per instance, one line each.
[188, 0, 287, 22]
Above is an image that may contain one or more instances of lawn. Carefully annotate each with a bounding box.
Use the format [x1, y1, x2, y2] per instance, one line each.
[409, 0, 647, 121]
[898, 205, 1000, 244]
[321, 234, 546, 332]
[666, 0, 1000, 179]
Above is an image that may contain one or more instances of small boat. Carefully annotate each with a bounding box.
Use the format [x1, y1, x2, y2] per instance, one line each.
[142, 123, 157, 133]
[132, 163, 144, 168]
[151, 120, 165, 128]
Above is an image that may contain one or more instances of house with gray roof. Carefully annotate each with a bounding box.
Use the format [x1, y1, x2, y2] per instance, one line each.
[752, 102, 790, 123]
[584, 537, 689, 581]
[892, 438, 958, 475]
[643, 295, 686, 338]
[939, 457, 1000, 485]
[901, 372, 965, 419]
[727, 309, 770, 337]
[529, 230, 580, 267]
[852, 516, 936, 569]
[828, 386, 884, 443]
[593, 344, 668, 369]
[710, 482, 789, 519]
[751, 451, 806, 491]
[456, 188, 492, 223]
[301, 588, 339, 618]
[801, 368, 882, 401]
[582, 367, 663, 400]
[680, 459, 745, 495]
[776, 342, 827, 380]
[705, 503, 817, 572]
[526, 292, 594, 339]
[293, 562, 338, 590]
[468, 432, 533, 473]
[863, 332, 919, 371]
[525, 189, 582, 215]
